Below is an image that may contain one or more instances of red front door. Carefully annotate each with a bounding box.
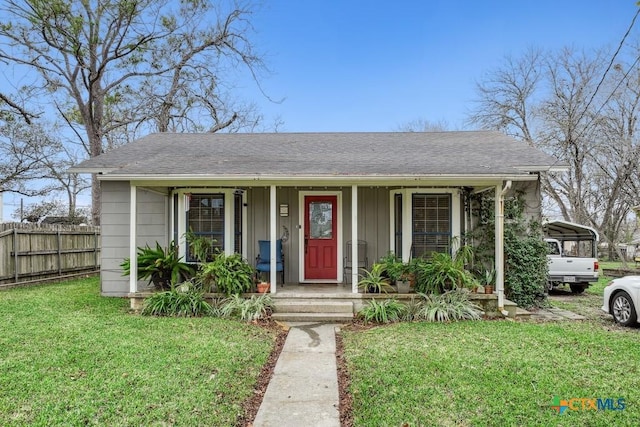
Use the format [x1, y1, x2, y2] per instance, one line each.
[304, 195, 337, 280]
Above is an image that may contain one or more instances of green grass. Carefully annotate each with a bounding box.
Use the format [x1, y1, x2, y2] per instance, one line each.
[341, 321, 640, 426]
[0, 277, 279, 426]
[342, 263, 640, 426]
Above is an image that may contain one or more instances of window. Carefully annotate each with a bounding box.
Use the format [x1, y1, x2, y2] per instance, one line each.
[412, 194, 451, 258]
[186, 194, 225, 261]
[234, 192, 243, 254]
[394, 193, 403, 258]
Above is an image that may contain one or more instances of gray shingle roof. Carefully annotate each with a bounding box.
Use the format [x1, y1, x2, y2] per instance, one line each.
[70, 131, 564, 178]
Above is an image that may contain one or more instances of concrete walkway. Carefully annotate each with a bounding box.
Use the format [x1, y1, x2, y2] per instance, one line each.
[527, 307, 586, 321]
[253, 322, 340, 427]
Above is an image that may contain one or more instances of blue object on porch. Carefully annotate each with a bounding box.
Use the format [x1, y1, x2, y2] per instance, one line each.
[344, 239, 368, 283]
[256, 239, 285, 285]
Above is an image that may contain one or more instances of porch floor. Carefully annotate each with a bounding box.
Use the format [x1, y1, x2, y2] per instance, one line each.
[273, 283, 355, 296]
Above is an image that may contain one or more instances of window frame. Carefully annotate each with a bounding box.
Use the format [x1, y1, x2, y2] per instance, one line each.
[389, 188, 461, 262]
[171, 188, 246, 261]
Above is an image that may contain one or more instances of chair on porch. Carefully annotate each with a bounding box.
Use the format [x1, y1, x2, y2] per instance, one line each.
[344, 240, 368, 283]
[255, 239, 285, 285]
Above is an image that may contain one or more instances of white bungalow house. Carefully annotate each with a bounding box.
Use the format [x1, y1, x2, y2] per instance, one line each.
[70, 131, 565, 313]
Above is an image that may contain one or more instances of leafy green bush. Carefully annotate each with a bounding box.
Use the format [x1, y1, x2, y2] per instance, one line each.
[121, 241, 193, 290]
[413, 245, 476, 294]
[401, 296, 424, 321]
[358, 298, 407, 324]
[414, 290, 483, 322]
[358, 263, 394, 293]
[377, 252, 407, 282]
[220, 294, 273, 322]
[504, 227, 548, 308]
[197, 252, 255, 295]
[470, 191, 548, 308]
[141, 282, 213, 316]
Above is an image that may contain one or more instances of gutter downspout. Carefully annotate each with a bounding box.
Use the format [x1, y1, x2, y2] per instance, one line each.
[496, 180, 512, 317]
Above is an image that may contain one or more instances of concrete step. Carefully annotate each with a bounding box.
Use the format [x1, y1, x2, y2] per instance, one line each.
[273, 300, 354, 314]
[515, 307, 533, 319]
[503, 299, 519, 318]
[272, 312, 354, 322]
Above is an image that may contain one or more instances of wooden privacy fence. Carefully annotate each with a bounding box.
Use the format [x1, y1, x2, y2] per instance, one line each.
[0, 223, 100, 286]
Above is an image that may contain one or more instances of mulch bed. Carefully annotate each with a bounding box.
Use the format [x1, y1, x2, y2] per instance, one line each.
[336, 330, 354, 427]
[236, 320, 288, 427]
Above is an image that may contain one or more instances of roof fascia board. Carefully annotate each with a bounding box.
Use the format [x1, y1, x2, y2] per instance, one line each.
[115, 174, 539, 188]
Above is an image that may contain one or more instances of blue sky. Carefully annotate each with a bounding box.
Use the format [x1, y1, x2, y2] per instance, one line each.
[2, 0, 639, 220]
[243, 0, 639, 131]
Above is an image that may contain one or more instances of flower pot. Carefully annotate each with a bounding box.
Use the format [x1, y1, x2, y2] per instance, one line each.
[396, 280, 411, 294]
[257, 282, 270, 293]
[484, 285, 494, 294]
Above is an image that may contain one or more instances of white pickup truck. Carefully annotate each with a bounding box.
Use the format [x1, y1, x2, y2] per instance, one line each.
[543, 221, 600, 294]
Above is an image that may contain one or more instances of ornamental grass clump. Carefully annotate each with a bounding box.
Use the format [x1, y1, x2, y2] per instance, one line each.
[358, 298, 407, 324]
[220, 294, 274, 322]
[415, 290, 483, 322]
[141, 282, 213, 317]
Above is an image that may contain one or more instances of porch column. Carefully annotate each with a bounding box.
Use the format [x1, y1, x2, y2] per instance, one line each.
[351, 185, 358, 293]
[129, 184, 138, 294]
[495, 181, 511, 314]
[269, 185, 277, 293]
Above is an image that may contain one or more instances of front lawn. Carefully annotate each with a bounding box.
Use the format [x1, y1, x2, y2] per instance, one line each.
[341, 320, 639, 426]
[0, 277, 279, 426]
[340, 263, 640, 425]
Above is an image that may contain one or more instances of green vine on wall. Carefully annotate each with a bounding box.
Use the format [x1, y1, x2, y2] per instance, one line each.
[470, 191, 548, 308]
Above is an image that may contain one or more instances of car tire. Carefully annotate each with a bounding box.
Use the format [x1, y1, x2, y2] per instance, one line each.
[570, 284, 586, 294]
[610, 291, 637, 327]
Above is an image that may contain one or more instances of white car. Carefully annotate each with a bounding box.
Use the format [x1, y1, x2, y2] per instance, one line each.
[602, 276, 640, 326]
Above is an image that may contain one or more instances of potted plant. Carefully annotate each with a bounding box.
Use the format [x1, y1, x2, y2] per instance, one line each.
[184, 228, 216, 263]
[413, 245, 476, 294]
[358, 263, 394, 294]
[256, 281, 270, 293]
[196, 252, 255, 295]
[480, 268, 496, 294]
[378, 252, 413, 293]
[121, 241, 193, 290]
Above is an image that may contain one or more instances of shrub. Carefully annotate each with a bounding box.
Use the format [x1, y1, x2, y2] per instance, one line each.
[220, 294, 274, 322]
[121, 241, 193, 290]
[401, 296, 424, 322]
[470, 191, 548, 308]
[504, 228, 548, 308]
[414, 290, 483, 322]
[197, 252, 255, 295]
[141, 282, 213, 317]
[413, 245, 476, 294]
[358, 263, 394, 294]
[377, 252, 407, 282]
[358, 298, 406, 324]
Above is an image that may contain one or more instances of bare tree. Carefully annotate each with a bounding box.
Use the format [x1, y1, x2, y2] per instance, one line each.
[0, 0, 267, 224]
[40, 142, 92, 218]
[469, 46, 640, 256]
[0, 115, 60, 196]
[395, 118, 453, 132]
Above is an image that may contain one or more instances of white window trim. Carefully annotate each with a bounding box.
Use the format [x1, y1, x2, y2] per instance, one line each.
[171, 188, 245, 259]
[297, 190, 343, 283]
[389, 188, 461, 262]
